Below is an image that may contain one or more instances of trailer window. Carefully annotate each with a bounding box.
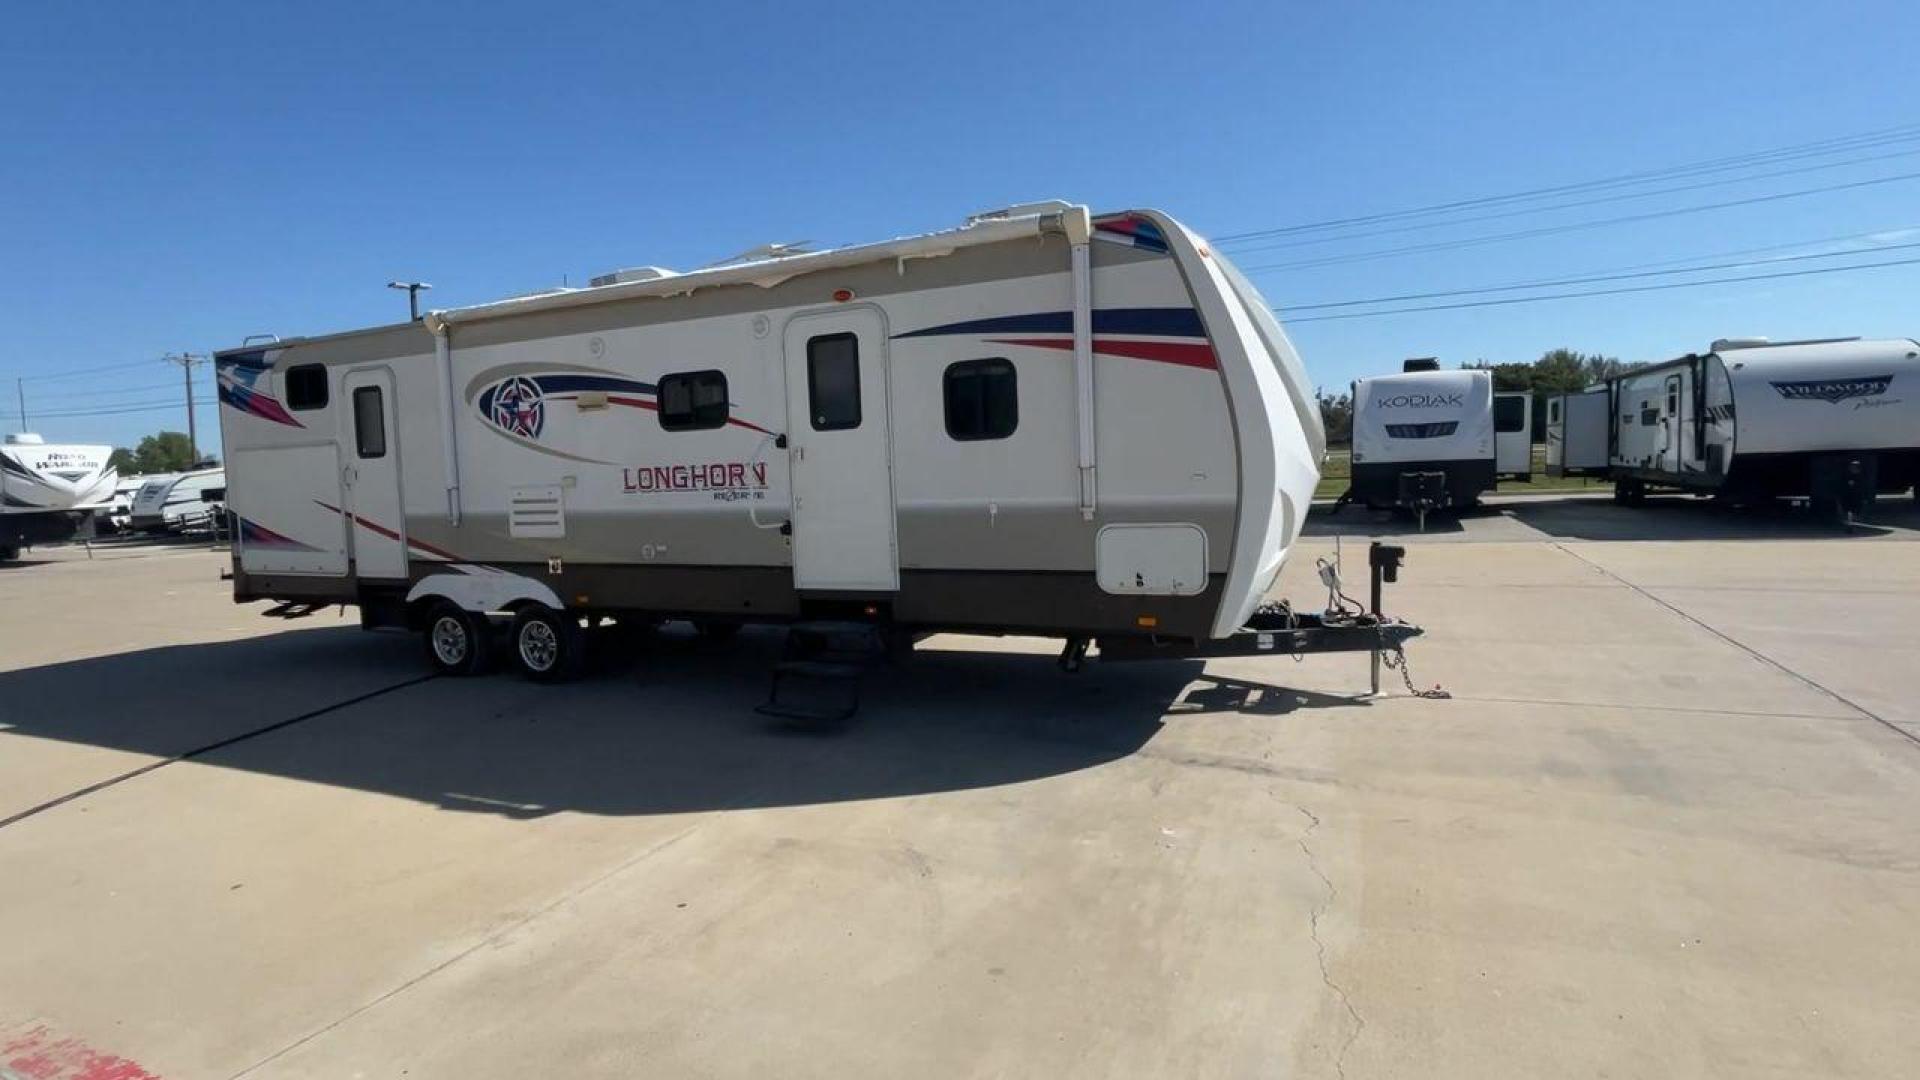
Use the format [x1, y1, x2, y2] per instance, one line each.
[1494, 395, 1527, 433]
[352, 386, 386, 458]
[944, 358, 1018, 441]
[1548, 399, 1561, 423]
[806, 333, 861, 431]
[657, 370, 729, 431]
[286, 365, 329, 411]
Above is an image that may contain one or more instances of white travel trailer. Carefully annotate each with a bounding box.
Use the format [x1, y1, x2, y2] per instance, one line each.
[1, 434, 115, 560]
[216, 203, 1426, 699]
[129, 467, 226, 533]
[1342, 363, 1531, 517]
[1547, 337, 1920, 516]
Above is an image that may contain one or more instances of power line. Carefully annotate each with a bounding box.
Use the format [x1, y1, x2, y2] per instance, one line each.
[1214, 121, 1920, 244]
[1223, 145, 1920, 256]
[1237, 170, 1920, 274]
[1280, 253, 1920, 324]
[13, 358, 157, 383]
[1276, 238, 1920, 312]
[6, 398, 218, 421]
[27, 379, 181, 401]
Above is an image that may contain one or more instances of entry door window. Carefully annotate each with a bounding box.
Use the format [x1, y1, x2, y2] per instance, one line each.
[353, 386, 387, 458]
[806, 333, 862, 430]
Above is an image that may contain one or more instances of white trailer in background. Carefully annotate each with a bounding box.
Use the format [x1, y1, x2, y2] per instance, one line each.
[1547, 337, 1920, 517]
[129, 467, 226, 534]
[1544, 388, 1611, 479]
[1342, 362, 1531, 519]
[215, 202, 1430, 710]
[1, 434, 115, 560]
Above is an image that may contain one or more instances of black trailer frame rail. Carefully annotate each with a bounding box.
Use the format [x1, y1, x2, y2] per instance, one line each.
[1090, 542, 1433, 697]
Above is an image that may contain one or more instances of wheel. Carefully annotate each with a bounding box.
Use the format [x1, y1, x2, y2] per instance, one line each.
[422, 601, 493, 676]
[0, 545, 18, 562]
[1613, 478, 1646, 506]
[511, 605, 585, 682]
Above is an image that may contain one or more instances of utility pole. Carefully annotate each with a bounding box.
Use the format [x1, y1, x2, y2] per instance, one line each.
[388, 280, 432, 321]
[164, 352, 206, 463]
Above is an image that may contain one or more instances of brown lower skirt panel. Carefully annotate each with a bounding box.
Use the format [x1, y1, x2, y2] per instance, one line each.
[241, 562, 1229, 640]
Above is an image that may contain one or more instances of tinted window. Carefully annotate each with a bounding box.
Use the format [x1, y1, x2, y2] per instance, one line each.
[286, 364, 328, 410]
[1494, 395, 1527, 433]
[807, 333, 861, 430]
[353, 386, 386, 458]
[944, 358, 1018, 441]
[657, 370, 729, 431]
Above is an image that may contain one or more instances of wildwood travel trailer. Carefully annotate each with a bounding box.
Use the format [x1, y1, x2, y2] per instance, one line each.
[1547, 337, 1920, 517]
[216, 203, 1426, 711]
[1, 434, 115, 560]
[1342, 363, 1531, 520]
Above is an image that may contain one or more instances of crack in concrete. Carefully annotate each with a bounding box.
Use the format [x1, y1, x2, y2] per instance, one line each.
[1292, 802, 1364, 1080]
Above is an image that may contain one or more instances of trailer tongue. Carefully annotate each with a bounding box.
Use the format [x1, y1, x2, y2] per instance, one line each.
[1086, 542, 1439, 698]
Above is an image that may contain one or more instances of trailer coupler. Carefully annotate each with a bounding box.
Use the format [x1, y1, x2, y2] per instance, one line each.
[1096, 542, 1446, 698]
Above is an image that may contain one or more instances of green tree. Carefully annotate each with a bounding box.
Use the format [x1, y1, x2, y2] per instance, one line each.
[107, 447, 138, 475]
[131, 431, 197, 473]
[1317, 390, 1353, 448]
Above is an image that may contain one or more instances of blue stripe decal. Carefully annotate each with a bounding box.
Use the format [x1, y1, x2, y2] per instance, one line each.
[893, 307, 1204, 340]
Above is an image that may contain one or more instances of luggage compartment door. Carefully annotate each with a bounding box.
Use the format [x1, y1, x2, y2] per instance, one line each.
[782, 308, 899, 592]
[1494, 392, 1532, 478]
[342, 369, 408, 580]
[231, 445, 348, 576]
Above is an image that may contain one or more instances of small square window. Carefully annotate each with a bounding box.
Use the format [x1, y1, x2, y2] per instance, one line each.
[353, 386, 386, 458]
[286, 364, 328, 410]
[807, 333, 861, 431]
[657, 370, 729, 431]
[944, 358, 1018, 441]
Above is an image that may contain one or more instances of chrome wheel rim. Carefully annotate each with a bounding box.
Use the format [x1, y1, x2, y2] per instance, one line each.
[519, 619, 559, 672]
[430, 615, 469, 666]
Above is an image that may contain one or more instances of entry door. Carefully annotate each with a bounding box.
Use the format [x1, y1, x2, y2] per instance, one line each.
[341, 369, 408, 579]
[1662, 374, 1684, 472]
[782, 309, 899, 592]
[1494, 392, 1532, 477]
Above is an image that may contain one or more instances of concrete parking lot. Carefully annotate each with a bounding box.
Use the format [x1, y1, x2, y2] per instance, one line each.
[3, 496, 1919, 1079]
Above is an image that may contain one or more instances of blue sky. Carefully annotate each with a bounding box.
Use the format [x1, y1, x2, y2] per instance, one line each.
[4, 0, 1918, 452]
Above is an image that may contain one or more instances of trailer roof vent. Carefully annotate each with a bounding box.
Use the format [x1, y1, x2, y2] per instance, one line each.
[1402, 357, 1441, 372]
[589, 266, 679, 288]
[1711, 337, 1771, 351]
[4, 433, 46, 445]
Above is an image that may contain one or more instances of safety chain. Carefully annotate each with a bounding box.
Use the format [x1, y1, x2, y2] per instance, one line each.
[1381, 638, 1451, 699]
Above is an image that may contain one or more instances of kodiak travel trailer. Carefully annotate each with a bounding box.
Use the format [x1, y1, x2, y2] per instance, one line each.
[0, 434, 115, 560]
[1547, 337, 1920, 517]
[1341, 361, 1531, 521]
[216, 203, 1425, 711]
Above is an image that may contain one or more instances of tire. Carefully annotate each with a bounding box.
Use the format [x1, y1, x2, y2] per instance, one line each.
[0, 545, 18, 563]
[422, 601, 493, 677]
[511, 605, 585, 683]
[1613, 478, 1646, 506]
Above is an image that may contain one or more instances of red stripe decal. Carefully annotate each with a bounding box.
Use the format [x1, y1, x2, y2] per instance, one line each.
[987, 337, 1219, 371]
[314, 500, 463, 562]
[555, 394, 774, 435]
[3, 1024, 163, 1080]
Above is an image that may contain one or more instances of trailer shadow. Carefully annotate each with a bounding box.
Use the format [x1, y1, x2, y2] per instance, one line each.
[1503, 494, 1918, 542]
[0, 625, 1352, 822]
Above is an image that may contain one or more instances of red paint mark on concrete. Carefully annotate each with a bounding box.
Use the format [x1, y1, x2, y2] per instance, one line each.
[2, 1025, 161, 1080]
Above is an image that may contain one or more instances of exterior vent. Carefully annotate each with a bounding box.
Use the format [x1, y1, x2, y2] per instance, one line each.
[508, 485, 565, 539]
[1385, 421, 1460, 439]
[4, 433, 46, 446]
[1402, 357, 1441, 372]
[589, 266, 678, 288]
[1711, 337, 1771, 351]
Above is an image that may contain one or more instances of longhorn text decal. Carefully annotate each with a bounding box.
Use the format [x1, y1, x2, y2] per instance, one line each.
[623, 461, 769, 502]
